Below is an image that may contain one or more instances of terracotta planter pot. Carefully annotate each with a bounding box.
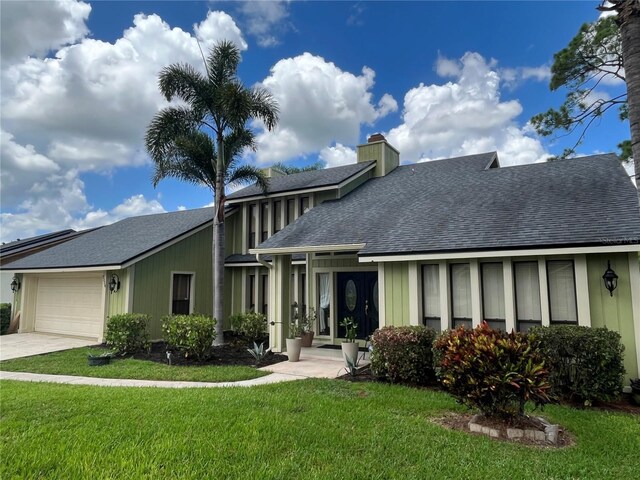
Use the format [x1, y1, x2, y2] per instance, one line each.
[300, 331, 315, 347]
[286, 338, 302, 362]
[341, 342, 359, 366]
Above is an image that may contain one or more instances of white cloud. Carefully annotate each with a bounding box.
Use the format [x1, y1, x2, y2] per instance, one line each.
[0, 0, 91, 65]
[387, 52, 550, 166]
[319, 143, 357, 168]
[499, 65, 551, 89]
[239, 0, 290, 47]
[435, 54, 462, 78]
[0, 7, 243, 240]
[255, 53, 395, 164]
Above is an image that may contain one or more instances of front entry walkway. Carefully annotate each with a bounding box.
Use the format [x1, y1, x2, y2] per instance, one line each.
[0, 333, 97, 361]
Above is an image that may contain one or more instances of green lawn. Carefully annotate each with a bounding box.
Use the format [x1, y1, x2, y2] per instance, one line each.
[1, 380, 638, 479]
[0, 347, 268, 383]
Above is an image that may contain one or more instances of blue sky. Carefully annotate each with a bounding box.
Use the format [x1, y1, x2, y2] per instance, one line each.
[0, 1, 628, 243]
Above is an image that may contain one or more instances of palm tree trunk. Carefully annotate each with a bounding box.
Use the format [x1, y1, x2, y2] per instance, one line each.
[213, 135, 225, 345]
[617, 0, 640, 203]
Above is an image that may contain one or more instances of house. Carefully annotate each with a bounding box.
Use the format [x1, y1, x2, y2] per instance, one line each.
[2, 208, 214, 340]
[3, 134, 640, 378]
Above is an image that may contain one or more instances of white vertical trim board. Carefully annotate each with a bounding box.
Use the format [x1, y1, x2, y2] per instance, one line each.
[378, 263, 386, 327]
[439, 260, 450, 331]
[126, 265, 135, 314]
[538, 258, 550, 326]
[470, 259, 482, 327]
[574, 255, 591, 327]
[503, 259, 516, 332]
[408, 261, 419, 325]
[628, 253, 640, 377]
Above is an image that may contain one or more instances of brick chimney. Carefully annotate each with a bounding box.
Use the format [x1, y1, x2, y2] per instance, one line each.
[356, 133, 399, 177]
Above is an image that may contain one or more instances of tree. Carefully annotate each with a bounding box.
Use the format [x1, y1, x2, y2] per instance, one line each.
[145, 41, 279, 344]
[531, 0, 640, 196]
[270, 160, 325, 175]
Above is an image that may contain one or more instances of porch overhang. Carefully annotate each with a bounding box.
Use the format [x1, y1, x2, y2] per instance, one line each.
[249, 243, 366, 256]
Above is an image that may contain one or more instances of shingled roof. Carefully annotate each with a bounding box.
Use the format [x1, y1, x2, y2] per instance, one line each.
[253, 152, 640, 256]
[226, 161, 375, 201]
[2, 208, 214, 270]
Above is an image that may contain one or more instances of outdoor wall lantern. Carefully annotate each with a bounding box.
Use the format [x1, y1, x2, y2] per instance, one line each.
[602, 261, 618, 297]
[10, 276, 21, 293]
[108, 274, 120, 293]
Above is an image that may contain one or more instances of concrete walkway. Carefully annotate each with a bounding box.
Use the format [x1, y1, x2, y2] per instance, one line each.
[0, 333, 97, 361]
[0, 351, 355, 388]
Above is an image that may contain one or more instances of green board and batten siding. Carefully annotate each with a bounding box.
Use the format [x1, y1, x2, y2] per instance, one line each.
[587, 252, 639, 378]
[132, 227, 213, 339]
[106, 268, 129, 318]
[383, 262, 410, 326]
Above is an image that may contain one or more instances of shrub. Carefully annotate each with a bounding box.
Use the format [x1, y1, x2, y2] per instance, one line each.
[162, 314, 216, 361]
[434, 322, 551, 419]
[0, 303, 11, 335]
[105, 313, 151, 355]
[529, 325, 625, 405]
[370, 325, 438, 386]
[230, 312, 267, 342]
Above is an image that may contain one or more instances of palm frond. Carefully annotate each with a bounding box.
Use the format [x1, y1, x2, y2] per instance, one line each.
[227, 165, 269, 193]
[158, 64, 209, 106]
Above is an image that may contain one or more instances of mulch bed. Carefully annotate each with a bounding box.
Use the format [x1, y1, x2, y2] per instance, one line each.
[433, 413, 575, 448]
[129, 335, 288, 368]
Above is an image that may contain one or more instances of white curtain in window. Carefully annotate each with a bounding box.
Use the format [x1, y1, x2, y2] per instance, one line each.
[515, 262, 541, 321]
[422, 264, 440, 318]
[451, 264, 471, 319]
[482, 263, 505, 320]
[318, 273, 330, 331]
[548, 261, 577, 322]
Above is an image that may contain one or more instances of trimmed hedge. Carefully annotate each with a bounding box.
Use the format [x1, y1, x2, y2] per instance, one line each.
[0, 303, 10, 335]
[529, 325, 625, 405]
[105, 313, 151, 355]
[434, 322, 552, 418]
[230, 312, 267, 342]
[162, 314, 216, 361]
[370, 325, 437, 385]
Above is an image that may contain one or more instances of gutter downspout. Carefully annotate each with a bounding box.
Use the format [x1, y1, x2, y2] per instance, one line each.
[256, 253, 273, 270]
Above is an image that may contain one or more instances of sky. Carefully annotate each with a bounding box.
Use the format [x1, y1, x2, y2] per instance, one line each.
[0, 0, 630, 244]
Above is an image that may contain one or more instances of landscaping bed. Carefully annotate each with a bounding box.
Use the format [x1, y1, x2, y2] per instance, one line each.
[131, 336, 287, 368]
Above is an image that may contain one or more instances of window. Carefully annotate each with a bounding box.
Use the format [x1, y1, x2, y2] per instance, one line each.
[273, 200, 282, 233]
[481, 263, 505, 330]
[247, 274, 256, 311]
[450, 264, 471, 328]
[172, 273, 193, 315]
[318, 273, 331, 335]
[547, 260, 577, 323]
[286, 199, 295, 225]
[260, 202, 269, 242]
[260, 274, 269, 316]
[422, 264, 440, 331]
[299, 196, 309, 216]
[514, 262, 541, 332]
[248, 204, 257, 249]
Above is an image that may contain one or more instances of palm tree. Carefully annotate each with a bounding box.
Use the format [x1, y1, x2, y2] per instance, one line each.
[600, 0, 640, 200]
[145, 40, 279, 344]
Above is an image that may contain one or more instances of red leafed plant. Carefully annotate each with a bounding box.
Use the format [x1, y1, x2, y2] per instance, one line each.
[434, 322, 552, 419]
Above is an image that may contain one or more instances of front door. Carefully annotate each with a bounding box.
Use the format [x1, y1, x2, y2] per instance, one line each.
[337, 272, 379, 339]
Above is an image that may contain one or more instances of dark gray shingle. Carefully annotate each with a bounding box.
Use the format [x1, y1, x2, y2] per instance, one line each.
[3, 208, 214, 269]
[255, 152, 640, 256]
[226, 161, 374, 200]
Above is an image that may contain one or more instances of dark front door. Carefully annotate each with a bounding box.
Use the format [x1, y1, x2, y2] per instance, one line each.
[337, 272, 379, 339]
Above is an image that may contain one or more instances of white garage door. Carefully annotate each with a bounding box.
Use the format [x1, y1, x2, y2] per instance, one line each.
[34, 276, 105, 339]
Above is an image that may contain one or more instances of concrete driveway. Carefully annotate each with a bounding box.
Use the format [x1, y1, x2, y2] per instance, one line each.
[0, 333, 98, 361]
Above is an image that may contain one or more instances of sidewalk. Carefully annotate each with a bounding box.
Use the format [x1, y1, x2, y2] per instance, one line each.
[0, 352, 353, 388]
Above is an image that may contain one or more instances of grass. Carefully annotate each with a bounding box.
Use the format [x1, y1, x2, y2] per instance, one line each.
[0, 347, 268, 383]
[1, 379, 639, 479]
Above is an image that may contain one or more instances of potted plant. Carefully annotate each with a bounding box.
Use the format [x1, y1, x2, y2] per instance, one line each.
[340, 317, 359, 366]
[286, 317, 303, 362]
[87, 351, 113, 366]
[298, 307, 317, 347]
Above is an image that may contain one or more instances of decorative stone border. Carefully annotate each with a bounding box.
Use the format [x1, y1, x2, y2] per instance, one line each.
[468, 414, 560, 444]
